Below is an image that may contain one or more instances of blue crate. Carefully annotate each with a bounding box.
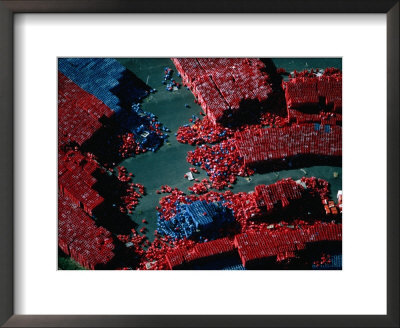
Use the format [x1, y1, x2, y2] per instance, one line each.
[324, 124, 331, 133]
[157, 200, 234, 240]
[222, 264, 246, 270]
[312, 254, 342, 270]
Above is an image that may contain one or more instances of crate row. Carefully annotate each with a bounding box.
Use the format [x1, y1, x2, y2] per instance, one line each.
[59, 194, 115, 269]
[75, 94, 114, 120]
[58, 106, 102, 146]
[59, 158, 98, 191]
[166, 223, 342, 269]
[234, 222, 342, 267]
[172, 58, 272, 125]
[171, 58, 205, 87]
[59, 58, 150, 113]
[166, 237, 235, 269]
[196, 58, 250, 75]
[253, 178, 305, 212]
[59, 72, 114, 120]
[288, 109, 342, 125]
[59, 73, 109, 147]
[153, 182, 340, 269]
[284, 74, 342, 112]
[285, 78, 319, 108]
[63, 161, 97, 188]
[184, 237, 235, 263]
[192, 75, 229, 124]
[210, 70, 271, 110]
[174, 58, 267, 88]
[155, 177, 323, 234]
[165, 247, 187, 269]
[237, 143, 342, 166]
[317, 77, 342, 111]
[235, 124, 342, 165]
[59, 168, 104, 216]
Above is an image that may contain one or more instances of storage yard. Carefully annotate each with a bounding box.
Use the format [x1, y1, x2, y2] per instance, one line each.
[58, 58, 342, 270]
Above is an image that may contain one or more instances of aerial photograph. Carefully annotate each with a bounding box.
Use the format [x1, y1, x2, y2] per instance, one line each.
[58, 57, 342, 270]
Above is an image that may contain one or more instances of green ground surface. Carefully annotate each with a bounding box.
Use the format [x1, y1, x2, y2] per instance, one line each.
[58, 253, 87, 270]
[272, 58, 342, 72]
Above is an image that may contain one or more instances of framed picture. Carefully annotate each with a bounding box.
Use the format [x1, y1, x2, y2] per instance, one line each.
[0, 1, 398, 327]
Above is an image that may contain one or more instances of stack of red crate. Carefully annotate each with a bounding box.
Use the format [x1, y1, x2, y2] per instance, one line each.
[172, 58, 273, 125]
[285, 77, 319, 109]
[58, 72, 114, 147]
[58, 72, 113, 218]
[58, 151, 104, 217]
[58, 71, 123, 269]
[235, 124, 342, 167]
[185, 237, 235, 263]
[234, 223, 342, 268]
[192, 74, 228, 124]
[213, 72, 243, 110]
[165, 247, 188, 269]
[166, 237, 235, 269]
[318, 75, 342, 112]
[171, 58, 205, 87]
[59, 194, 115, 269]
[284, 71, 342, 113]
[254, 178, 305, 212]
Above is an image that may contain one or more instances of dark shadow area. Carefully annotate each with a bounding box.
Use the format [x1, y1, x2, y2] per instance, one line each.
[81, 110, 165, 167]
[101, 238, 141, 270]
[81, 126, 122, 166]
[93, 204, 138, 236]
[110, 68, 151, 110]
[244, 240, 342, 270]
[250, 155, 342, 174]
[79, 68, 165, 166]
[293, 103, 321, 114]
[91, 170, 139, 235]
[301, 240, 342, 269]
[180, 251, 244, 270]
[260, 58, 288, 117]
[260, 58, 283, 91]
[221, 98, 274, 127]
[216, 58, 287, 127]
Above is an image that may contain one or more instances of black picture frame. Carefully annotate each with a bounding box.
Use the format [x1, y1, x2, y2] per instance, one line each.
[0, 1, 398, 327]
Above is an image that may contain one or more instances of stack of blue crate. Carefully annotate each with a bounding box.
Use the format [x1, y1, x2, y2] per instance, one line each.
[222, 264, 246, 270]
[312, 254, 342, 270]
[157, 200, 234, 241]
